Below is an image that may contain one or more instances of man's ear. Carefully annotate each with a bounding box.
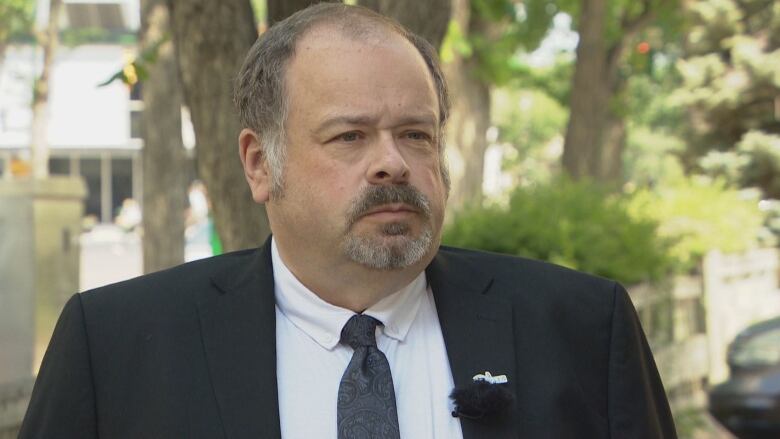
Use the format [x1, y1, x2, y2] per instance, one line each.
[238, 128, 271, 203]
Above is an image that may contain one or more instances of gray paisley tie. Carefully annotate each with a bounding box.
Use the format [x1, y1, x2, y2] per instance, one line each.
[337, 314, 401, 439]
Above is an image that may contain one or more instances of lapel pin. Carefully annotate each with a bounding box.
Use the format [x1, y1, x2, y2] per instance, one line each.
[450, 370, 514, 419]
[472, 371, 508, 384]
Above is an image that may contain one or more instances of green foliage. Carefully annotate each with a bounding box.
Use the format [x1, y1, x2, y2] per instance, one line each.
[443, 174, 765, 282]
[473, 0, 563, 50]
[493, 88, 567, 153]
[699, 131, 780, 198]
[250, 0, 266, 27]
[491, 87, 568, 185]
[510, 57, 574, 105]
[627, 176, 763, 272]
[738, 131, 780, 198]
[685, 0, 744, 55]
[624, 69, 685, 130]
[624, 125, 687, 187]
[0, 0, 35, 45]
[462, 0, 571, 85]
[671, 408, 709, 439]
[671, 0, 780, 194]
[98, 35, 169, 87]
[443, 178, 672, 284]
[440, 21, 472, 63]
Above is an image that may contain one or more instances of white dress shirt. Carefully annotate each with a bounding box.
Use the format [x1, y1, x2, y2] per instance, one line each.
[272, 239, 464, 439]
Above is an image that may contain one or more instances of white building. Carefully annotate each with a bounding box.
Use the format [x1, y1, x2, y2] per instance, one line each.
[0, 0, 192, 223]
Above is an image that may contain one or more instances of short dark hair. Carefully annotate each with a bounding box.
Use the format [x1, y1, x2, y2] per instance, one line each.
[233, 3, 450, 195]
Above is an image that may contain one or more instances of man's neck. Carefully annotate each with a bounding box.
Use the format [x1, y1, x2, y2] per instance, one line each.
[272, 239, 434, 312]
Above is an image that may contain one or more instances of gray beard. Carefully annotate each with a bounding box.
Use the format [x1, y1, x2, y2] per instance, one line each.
[342, 223, 433, 270]
[340, 185, 436, 270]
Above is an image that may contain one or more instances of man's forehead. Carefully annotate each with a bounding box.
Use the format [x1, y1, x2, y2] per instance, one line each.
[286, 28, 437, 101]
[289, 23, 433, 91]
[300, 18, 399, 46]
[294, 21, 407, 55]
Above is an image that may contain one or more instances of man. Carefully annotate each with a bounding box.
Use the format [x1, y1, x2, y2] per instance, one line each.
[20, 4, 676, 438]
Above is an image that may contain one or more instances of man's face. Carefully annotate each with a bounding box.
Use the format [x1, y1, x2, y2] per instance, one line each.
[265, 26, 447, 271]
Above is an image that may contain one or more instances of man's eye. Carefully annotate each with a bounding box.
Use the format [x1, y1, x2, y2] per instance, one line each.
[405, 131, 431, 141]
[337, 132, 361, 142]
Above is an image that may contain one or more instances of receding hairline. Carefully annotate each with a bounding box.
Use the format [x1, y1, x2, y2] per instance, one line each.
[280, 14, 444, 128]
[288, 20, 439, 85]
[292, 4, 410, 43]
[287, 10, 421, 68]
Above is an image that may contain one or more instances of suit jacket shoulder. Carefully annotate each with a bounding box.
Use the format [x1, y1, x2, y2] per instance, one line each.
[80, 248, 258, 315]
[429, 245, 677, 438]
[434, 245, 618, 322]
[21, 247, 278, 439]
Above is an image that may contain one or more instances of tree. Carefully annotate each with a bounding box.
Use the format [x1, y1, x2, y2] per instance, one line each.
[359, 0, 452, 48]
[168, 0, 268, 251]
[0, 0, 34, 63]
[560, 0, 681, 183]
[443, 0, 491, 210]
[267, 0, 338, 26]
[29, 0, 63, 179]
[139, 0, 188, 272]
[438, 0, 561, 209]
[673, 0, 780, 198]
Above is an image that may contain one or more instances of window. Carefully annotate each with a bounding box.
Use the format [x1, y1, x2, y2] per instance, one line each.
[49, 157, 70, 175]
[730, 327, 780, 368]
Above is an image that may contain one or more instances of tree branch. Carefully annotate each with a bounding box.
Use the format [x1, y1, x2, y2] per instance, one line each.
[606, 0, 662, 89]
[621, 0, 655, 39]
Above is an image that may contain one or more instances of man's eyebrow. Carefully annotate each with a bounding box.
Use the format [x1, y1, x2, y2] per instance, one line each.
[395, 113, 438, 127]
[314, 113, 438, 133]
[315, 115, 377, 133]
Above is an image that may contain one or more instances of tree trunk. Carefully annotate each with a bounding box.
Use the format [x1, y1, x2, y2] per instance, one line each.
[30, 0, 63, 179]
[140, 0, 187, 273]
[600, 111, 626, 181]
[446, 56, 490, 211]
[562, 0, 611, 181]
[359, 0, 452, 48]
[563, 0, 658, 183]
[267, 0, 340, 26]
[441, 0, 490, 212]
[168, 0, 269, 251]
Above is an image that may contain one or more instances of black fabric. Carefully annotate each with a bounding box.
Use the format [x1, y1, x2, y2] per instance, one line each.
[450, 379, 514, 419]
[20, 237, 678, 438]
[337, 315, 400, 439]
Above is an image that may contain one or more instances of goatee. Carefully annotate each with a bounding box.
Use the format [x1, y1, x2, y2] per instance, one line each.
[342, 185, 434, 270]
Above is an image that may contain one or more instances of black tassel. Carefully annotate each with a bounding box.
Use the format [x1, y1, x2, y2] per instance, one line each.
[450, 379, 514, 419]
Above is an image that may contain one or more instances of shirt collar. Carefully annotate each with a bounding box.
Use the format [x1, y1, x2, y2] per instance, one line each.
[271, 237, 427, 350]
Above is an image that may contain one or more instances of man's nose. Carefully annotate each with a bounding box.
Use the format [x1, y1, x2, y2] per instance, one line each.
[366, 133, 410, 184]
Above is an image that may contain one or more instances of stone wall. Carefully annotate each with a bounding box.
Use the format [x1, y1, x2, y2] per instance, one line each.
[0, 177, 85, 435]
[0, 378, 33, 439]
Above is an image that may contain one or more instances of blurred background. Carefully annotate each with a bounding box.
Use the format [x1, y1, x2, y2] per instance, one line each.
[1, 0, 779, 437]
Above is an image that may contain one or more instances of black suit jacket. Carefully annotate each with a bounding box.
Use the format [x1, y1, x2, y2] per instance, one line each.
[20, 239, 676, 438]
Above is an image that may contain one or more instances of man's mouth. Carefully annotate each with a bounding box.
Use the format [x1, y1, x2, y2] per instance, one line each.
[364, 203, 418, 215]
[345, 185, 432, 230]
[361, 204, 418, 220]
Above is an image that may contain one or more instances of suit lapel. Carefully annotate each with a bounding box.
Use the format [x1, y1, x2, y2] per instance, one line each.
[427, 250, 518, 439]
[194, 242, 518, 438]
[196, 239, 281, 439]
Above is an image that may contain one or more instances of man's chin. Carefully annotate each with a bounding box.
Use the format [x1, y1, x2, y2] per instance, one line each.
[342, 228, 434, 270]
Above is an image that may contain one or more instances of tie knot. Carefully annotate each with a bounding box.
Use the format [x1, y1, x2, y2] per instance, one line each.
[340, 314, 380, 349]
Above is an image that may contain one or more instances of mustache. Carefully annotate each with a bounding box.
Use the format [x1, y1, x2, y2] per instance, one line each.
[346, 185, 432, 227]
